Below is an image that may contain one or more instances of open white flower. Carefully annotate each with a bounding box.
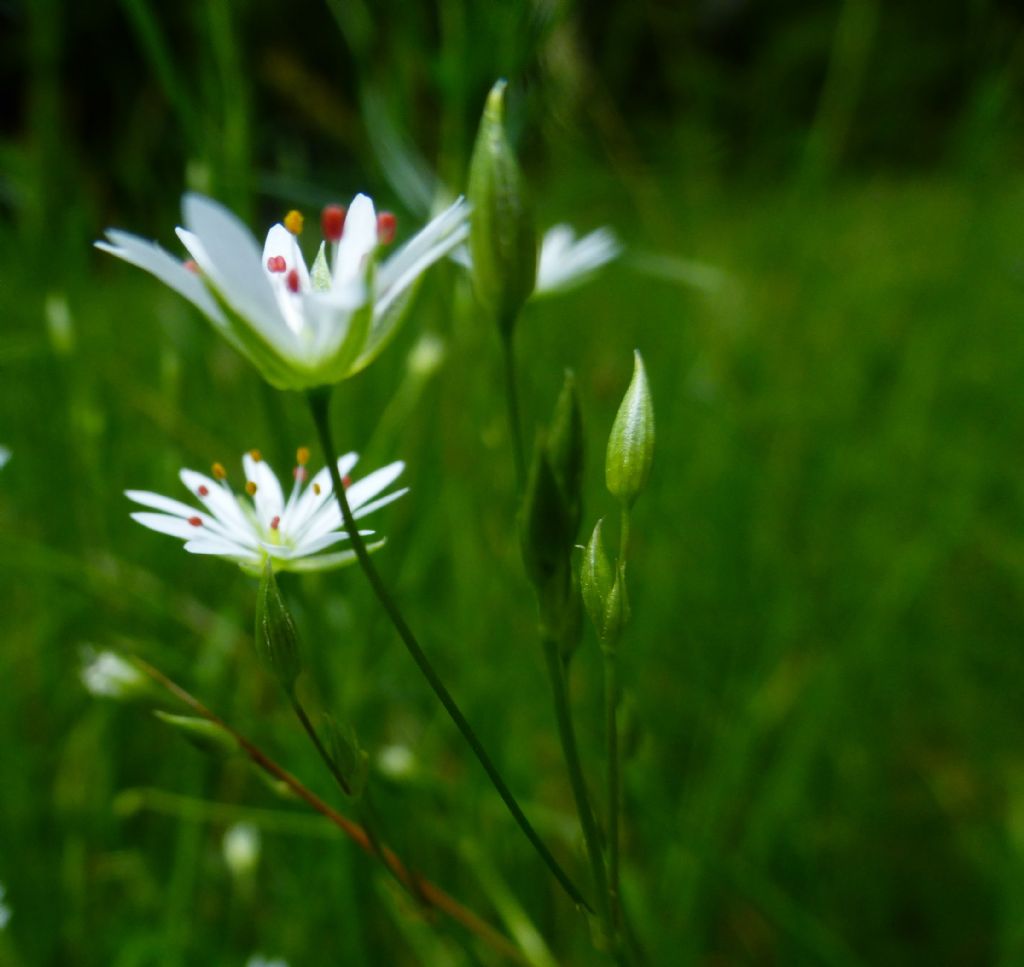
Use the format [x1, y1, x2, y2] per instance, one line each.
[81, 648, 149, 700]
[127, 448, 407, 573]
[97, 193, 468, 390]
[534, 224, 621, 297]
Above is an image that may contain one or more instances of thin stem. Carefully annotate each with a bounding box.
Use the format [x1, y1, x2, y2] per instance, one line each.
[604, 651, 621, 928]
[290, 693, 351, 795]
[307, 389, 591, 914]
[131, 657, 526, 963]
[540, 637, 617, 957]
[290, 692, 425, 906]
[501, 329, 527, 487]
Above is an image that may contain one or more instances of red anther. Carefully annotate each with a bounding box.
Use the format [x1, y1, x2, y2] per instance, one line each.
[376, 212, 397, 245]
[270, 515, 281, 531]
[266, 255, 287, 273]
[286, 269, 300, 293]
[197, 485, 209, 497]
[293, 466, 308, 482]
[321, 204, 347, 242]
[184, 259, 199, 273]
[342, 474, 352, 489]
[188, 516, 203, 527]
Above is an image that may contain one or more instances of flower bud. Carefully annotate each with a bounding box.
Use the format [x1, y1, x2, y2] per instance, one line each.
[81, 648, 154, 702]
[467, 79, 537, 333]
[325, 716, 369, 799]
[547, 370, 584, 541]
[581, 519, 613, 637]
[606, 350, 655, 506]
[520, 439, 571, 592]
[153, 711, 238, 758]
[255, 560, 301, 693]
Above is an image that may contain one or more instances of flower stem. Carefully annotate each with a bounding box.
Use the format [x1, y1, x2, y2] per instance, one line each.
[306, 389, 591, 914]
[606, 505, 631, 930]
[290, 693, 425, 906]
[540, 636, 618, 958]
[501, 329, 527, 487]
[130, 657, 526, 963]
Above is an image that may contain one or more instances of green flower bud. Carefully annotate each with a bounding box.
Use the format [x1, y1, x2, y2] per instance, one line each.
[325, 717, 370, 799]
[520, 439, 571, 594]
[255, 560, 301, 693]
[467, 79, 537, 333]
[606, 350, 655, 506]
[581, 518, 614, 637]
[547, 370, 584, 540]
[153, 711, 237, 758]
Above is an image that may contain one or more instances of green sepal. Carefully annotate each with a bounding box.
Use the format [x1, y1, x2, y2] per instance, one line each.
[606, 350, 655, 507]
[467, 79, 537, 333]
[254, 560, 302, 693]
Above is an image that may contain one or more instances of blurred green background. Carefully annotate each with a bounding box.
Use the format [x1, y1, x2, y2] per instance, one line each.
[3, 0, 1024, 964]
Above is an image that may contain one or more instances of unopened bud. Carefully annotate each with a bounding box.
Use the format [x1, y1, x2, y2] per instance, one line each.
[467, 79, 537, 333]
[606, 350, 655, 506]
[325, 717, 369, 799]
[254, 560, 301, 693]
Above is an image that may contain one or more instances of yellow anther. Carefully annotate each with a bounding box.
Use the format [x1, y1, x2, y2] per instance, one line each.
[296, 446, 310, 466]
[284, 210, 304, 235]
[212, 462, 227, 480]
[312, 483, 321, 495]
[245, 481, 258, 496]
[249, 448, 262, 462]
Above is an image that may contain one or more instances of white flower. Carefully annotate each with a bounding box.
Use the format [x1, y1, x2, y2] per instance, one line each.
[81, 648, 149, 700]
[450, 223, 620, 300]
[534, 224, 621, 297]
[126, 448, 407, 573]
[97, 193, 468, 390]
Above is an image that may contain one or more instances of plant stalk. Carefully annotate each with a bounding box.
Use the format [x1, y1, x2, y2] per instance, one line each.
[306, 388, 590, 913]
[501, 328, 527, 487]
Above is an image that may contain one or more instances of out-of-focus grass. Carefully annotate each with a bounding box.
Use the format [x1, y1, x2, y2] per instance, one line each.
[2, 160, 1023, 965]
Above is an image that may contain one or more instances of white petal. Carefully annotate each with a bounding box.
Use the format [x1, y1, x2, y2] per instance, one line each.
[262, 224, 310, 288]
[345, 461, 405, 510]
[126, 488, 203, 520]
[181, 194, 293, 351]
[130, 511, 205, 540]
[184, 537, 260, 560]
[242, 455, 285, 526]
[334, 194, 377, 286]
[96, 231, 226, 326]
[178, 470, 260, 546]
[351, 487, 409, 520]
[285, 453, 359, 536]
[535, 225, 621, 296]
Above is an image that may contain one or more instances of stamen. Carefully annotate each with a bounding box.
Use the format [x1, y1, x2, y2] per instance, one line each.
[184, 259, 199, 274]
[312, 483, 322, 495]
[266, 255, 286, 273]
[212, 462, 227, 480]
[343, 474, 352, 489]
[376, 212, 397, 245]
[286, 269, 300, 293]
[197, 485, 209, 497]
[188, 516, 202, 527]
[249, 449, 262, 462]
[245, 481, 258, 496]
[296, 446, 310, 466]
[293, 466, 308, 482]
[284, 210, 304, 235]
[321, 204, 347, 242]
[270, 515, 281, 531]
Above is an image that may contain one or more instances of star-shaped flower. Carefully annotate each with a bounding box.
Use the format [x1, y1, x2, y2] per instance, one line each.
[126, 448, 406, 573]
[98, 193, 468, 389]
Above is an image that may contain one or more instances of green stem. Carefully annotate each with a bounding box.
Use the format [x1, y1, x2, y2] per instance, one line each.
[540, 636, 617, 956]
[501, 329, 527, 487]
[290, 693, 351, 795]
[307, 389, 591, 914]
